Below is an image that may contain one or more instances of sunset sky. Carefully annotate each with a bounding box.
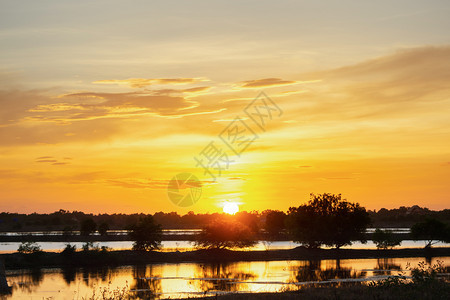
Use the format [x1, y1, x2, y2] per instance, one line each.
[1, 1, 449, 214]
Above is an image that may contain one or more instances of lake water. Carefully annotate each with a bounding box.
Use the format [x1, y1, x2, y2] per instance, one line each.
[1, 240, 449, 254]
[0, 228, 425, 253]
[4, 257, 449, 299]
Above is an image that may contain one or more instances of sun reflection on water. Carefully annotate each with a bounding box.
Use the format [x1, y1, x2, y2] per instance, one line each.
[4, 257, 449, 299]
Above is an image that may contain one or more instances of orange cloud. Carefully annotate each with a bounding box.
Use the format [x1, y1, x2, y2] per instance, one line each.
[93, 78, 207, 88]
[35, 156, 71, 165]
[238, 78, 298, 88]
[26, 91, 226, 122]
[106, 178, 169, 189]
[105, 178, 212, 189]
[150, 86, 212, 96]
[36, 159, 57, 163]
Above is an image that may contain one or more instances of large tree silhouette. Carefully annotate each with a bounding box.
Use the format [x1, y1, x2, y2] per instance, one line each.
[129, 215, 162, 251]
[80, 218, 97, 236]
[411, 218, 449, 248]
[194, 219, 257, 250]
[287, 193, 370, 249]
[264, 210, 287, 238]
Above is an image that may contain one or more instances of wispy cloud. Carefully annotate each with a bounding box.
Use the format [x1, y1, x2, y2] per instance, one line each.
[149, 86, 212, 96]
[236, 78, 319, 89]
[2, 46, 450, 152]
[26, 91, 225, 122]
[35, 156, 71, 165]
[36, 156, 53, 160]
[93, 78, 208, 88]
[106, 178, 212, 189]
[36, 159, 57, 163]
[238, 78, 298, 88]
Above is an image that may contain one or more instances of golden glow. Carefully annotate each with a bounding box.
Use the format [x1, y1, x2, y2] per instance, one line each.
[223, 202, 239, 215]
[1, 1, 450, 213]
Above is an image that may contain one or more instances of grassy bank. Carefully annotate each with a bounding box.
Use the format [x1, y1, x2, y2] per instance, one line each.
[2, 247, 449, 269]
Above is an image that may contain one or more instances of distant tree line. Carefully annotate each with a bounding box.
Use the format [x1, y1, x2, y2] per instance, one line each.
[0, 202, 449, 235]
[368, 206, 450, 227]
[0, 209, 262, 234]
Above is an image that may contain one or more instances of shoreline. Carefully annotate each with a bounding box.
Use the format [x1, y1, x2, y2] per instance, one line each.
[1, 247, 449, 270]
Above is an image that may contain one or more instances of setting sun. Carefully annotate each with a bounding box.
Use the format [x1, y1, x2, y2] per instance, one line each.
[223, 202, 239, 215]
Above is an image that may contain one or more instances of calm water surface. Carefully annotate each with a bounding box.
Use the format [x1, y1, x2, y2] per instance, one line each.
[4, 257, 449, 299]
[1, 240, 449, 254]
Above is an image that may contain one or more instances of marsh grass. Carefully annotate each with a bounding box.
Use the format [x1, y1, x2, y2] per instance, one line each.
[81, 282, 129, 300]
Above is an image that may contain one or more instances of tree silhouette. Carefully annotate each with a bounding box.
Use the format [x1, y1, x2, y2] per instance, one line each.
[411, 218, 449, 248]
[287, 193, 370, 249]
[264, 210, 286, 238]
[372, 228, 402, 249]
[80, 218, 97, 236]
[129, 215, 162, 251]
[98, 222, 109, 236]
[194, 219, 257, 249]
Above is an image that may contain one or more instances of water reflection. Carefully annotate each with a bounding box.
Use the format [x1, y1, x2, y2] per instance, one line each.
[291, 259, 365, 284]
[81, 267, 115, 287]
[62, 266, 76, 284]
[129, 265, 161, 299]
[373, 258, 401, 275]
[1, 240, 449, 253]
[3, 257, 449, 299]
[9, 268, 43, 294]
[189, 263, 256, 292]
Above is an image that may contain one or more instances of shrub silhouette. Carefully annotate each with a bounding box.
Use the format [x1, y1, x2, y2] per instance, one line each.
[195, 219, 257, 249]
[373, 228, 402, 249]
[61, 243, 77, 256]
[17, 241, 42, 254]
